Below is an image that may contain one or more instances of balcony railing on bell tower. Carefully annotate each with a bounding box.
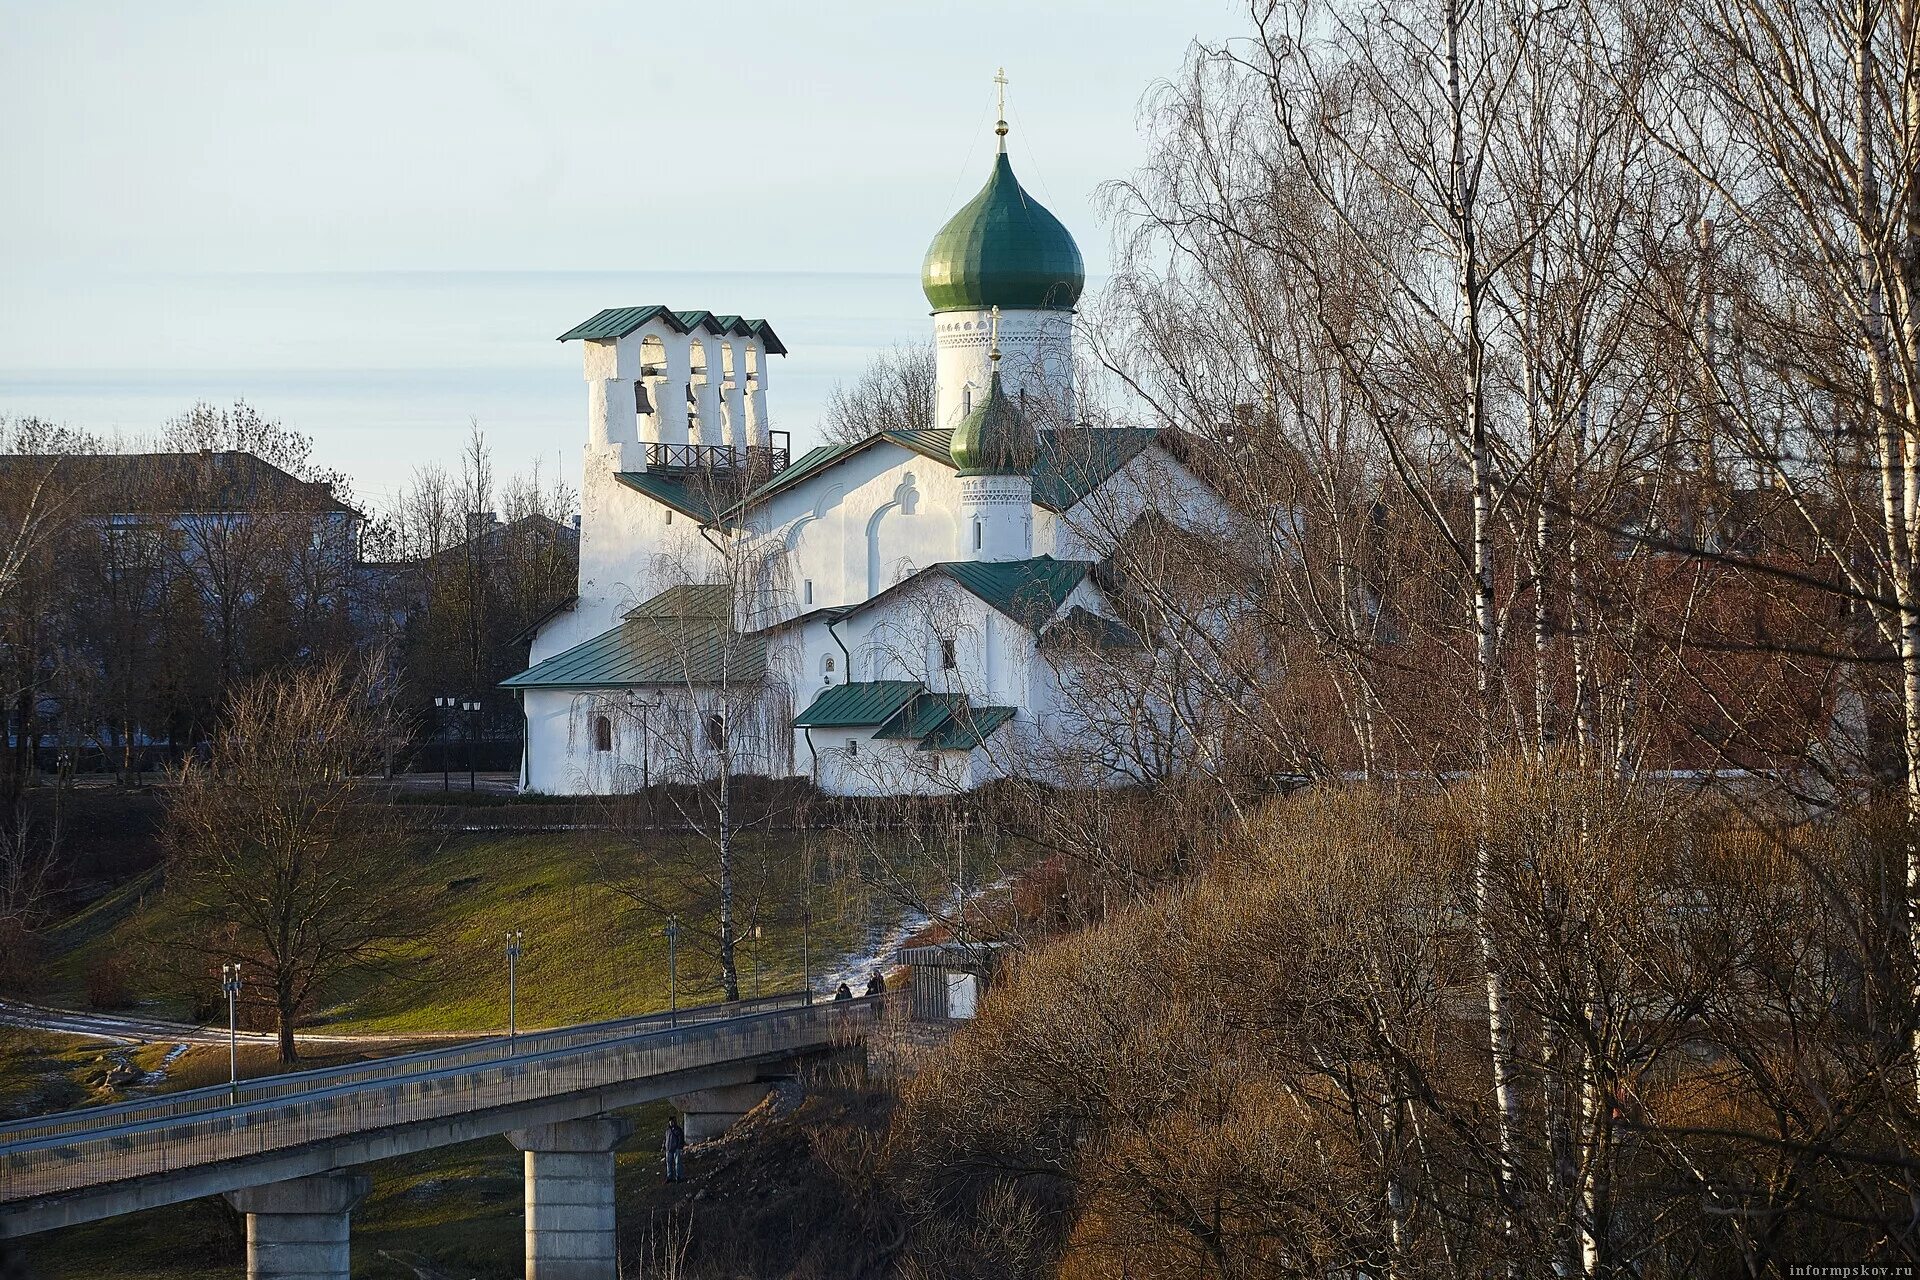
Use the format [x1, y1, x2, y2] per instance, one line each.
[646, 430, 790, 483]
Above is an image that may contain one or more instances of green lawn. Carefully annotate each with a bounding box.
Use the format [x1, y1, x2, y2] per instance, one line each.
[34, 829, 898, 1036]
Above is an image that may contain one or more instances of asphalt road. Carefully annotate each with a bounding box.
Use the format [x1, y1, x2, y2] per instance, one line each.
[0, 999, 476, 1047]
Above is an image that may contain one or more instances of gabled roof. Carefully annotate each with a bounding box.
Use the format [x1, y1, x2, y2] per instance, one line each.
[625, 582, 730, 620]
[792, 680, 925, 728]
[874, 690, 970, 740]
[721, 427, 1160, 521]
[791, 683, 1017, 753]
[917, 704, 1016, 751]
[0, 450, 360, 517]
[933, 557, 1092, 632]
[557, 306, 789, 355]
[501, 585, 765, 690]
[731, 428, 959, 514]
[1033, 428, 1158, 510]
[823, 555, 1093, 635]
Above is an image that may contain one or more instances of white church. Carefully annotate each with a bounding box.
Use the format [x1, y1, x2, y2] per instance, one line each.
[505, 103, 1236, 796]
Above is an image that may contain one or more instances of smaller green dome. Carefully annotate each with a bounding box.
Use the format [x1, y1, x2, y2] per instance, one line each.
[950, 369, 1037, 476]
[922, 152, 1085, 314]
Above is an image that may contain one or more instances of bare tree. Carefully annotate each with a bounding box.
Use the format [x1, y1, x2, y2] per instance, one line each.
[821, 341, 938, 444]
[163, 657, 425, 1061]
[582, 469, 794, 1003]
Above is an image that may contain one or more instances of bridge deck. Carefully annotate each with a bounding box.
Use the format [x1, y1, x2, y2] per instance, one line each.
[0, 992, 873, 1238]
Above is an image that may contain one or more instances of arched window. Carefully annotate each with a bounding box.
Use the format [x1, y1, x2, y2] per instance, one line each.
[821, 653, 837, 685]
[592, 715, 613, 753]
[973, 519, 983, 551]
[704, 714, 727, 752]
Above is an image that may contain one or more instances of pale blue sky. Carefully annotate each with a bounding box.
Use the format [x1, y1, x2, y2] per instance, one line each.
[0, 1, 1237, 497]
[2, 1, 1231, 275]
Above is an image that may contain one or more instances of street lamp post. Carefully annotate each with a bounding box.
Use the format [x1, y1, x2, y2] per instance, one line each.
[433, 696, 454, 792]
[626, 692, 659, 825]
[222, 962, 242, 1104]
[463, 699, 482, 792]
[664, 915, 679, 1027]
[505, 930, 524, 1042]
[752, 924, 763, 999]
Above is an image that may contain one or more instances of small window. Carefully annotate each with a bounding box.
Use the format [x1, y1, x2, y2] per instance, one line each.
[804, 579, 814, 606]
[847, 738, 859, 757]
[973, 520, 983, 551]
[939, 637, 956, 670]
[704, 713, 726, 752]
[665, 509, 674, 525]
[592, 715, 613, 753]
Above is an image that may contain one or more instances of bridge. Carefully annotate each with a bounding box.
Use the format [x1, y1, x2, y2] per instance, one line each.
[0, 992, 875, 1279]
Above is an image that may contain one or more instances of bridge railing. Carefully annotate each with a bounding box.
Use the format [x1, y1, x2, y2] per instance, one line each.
[1, 996, 875, 1207]
[0, 991, 813, 1146]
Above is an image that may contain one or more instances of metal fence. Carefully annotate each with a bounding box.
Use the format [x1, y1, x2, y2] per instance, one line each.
[0, 993, 869, 1206]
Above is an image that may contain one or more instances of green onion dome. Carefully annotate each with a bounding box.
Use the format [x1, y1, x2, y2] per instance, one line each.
[950, 368, 1036, 476]
[921, 152, 1085, 314]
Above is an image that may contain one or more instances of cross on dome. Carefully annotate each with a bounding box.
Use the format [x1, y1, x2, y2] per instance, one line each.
[994, 67, 1009, 152]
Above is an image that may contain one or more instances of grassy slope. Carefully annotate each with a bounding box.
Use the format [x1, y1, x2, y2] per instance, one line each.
[36, 830, 874, 1034]
[7, 826, 921, 1279]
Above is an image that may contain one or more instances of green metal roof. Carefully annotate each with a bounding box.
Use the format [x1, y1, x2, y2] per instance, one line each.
[614, 471, 724, 523]
[1032, 428, 1157, 510]
[791, 684, 1015, 753]
[792, 680, 925, 728]
[951, 369, 1037, 476]
[874, 691, 969, 741]
[935, 557, 1090, 632]
[727, 429, 956, 516]
[557, 305, 676, 342]
[821, 555, 1091, 637]
[557, 307, 789, 355]
[885, 428, 962, 462]
[738, 441, 860, 506]
[501, 586, 764, 690]
[922, 151, 1085, 313]
[625, 582, 730, 620]
[917, 704, 1017, 751]
[722, 427, 1150, 523]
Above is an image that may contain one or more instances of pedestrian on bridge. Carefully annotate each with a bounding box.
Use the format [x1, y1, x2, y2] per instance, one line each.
[865, 970, 887, 997]
[833, 982, 852, 1001]
[663, 1117, 685, 1183]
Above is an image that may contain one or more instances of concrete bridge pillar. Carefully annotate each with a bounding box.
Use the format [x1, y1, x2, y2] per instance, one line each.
[506, 1115, 635, 1280]
[671, 1080, 772, 1142]
[224, 1172, 370, 1280]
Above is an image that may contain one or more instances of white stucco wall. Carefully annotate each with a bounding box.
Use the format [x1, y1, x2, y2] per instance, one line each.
[749, 442, 968, 626]
[933, 307, 1075, 432]
[520, 684, 792, 796]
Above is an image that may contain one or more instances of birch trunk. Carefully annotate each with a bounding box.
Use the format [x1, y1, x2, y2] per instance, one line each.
[1446, 0, 1524, 1220]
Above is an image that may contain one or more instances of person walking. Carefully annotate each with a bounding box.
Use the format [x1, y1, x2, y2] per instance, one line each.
[865, 970, 887, 997]
[833, 982, 853, 1001]
[663, 1116, 685, 1183]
